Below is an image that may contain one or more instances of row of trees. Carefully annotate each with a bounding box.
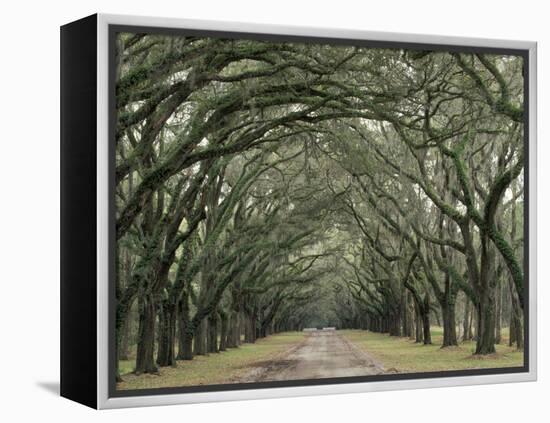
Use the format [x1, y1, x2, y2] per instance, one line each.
[329, 55, 525, 353]
[115, 32, 525, 379]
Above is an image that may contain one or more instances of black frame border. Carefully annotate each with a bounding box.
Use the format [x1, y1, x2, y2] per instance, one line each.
[60, 14, 98, 409]
[107, 23, 530, 399]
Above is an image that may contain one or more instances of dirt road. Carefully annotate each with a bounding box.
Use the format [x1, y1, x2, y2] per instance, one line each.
[236, 330, 385, 382]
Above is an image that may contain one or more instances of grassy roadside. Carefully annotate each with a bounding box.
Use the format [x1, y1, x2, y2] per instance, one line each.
[341, 328, 523, 373]
[117, 332, 305, 390]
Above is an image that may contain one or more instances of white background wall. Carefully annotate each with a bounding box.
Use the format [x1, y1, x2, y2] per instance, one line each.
[1, 0, 546, 421]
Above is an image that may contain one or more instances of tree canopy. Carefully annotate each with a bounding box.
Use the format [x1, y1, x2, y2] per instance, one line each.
[114, 32, 525, 377]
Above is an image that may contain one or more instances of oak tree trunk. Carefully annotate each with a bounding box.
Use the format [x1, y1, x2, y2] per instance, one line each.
[415, 305, 423, 343]
[474, 293, 496, 354]
[495, 279, 502, 344]
[463, 299, 472, 341]
[176, 292, 193, 360]
[441, 303, 458, 347]
[226, 311, 240, 348]
[207, 313, 219, 353]
[135, 295, 158, 374]
[422, 295, 432, 345]
[157, 300, 177, 367]
[219, 311, 228, 351]
[193, 319, 207, 355]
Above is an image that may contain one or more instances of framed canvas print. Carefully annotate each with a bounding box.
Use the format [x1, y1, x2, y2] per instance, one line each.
[60, 13, 537, 409]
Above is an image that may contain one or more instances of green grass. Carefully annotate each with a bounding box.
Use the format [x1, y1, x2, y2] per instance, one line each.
[117, 332, 305, 390]
[118, 334, 248, 375]
[341, 327, 523, 374]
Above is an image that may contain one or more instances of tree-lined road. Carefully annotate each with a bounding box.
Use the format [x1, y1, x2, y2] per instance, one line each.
[115, 32, 525, 383]
[237, 331, 385, 382]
